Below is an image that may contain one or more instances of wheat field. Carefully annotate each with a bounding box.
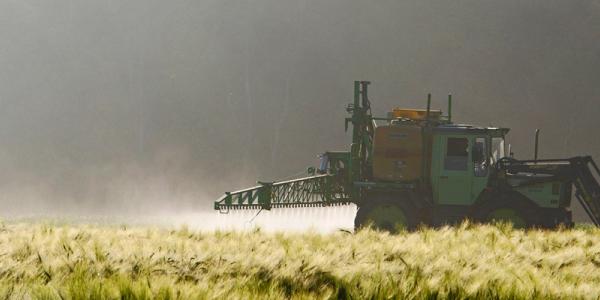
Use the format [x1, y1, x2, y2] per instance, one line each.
[0, 220, 598, 299]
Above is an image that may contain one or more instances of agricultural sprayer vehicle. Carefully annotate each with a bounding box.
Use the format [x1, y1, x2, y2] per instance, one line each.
[215, 81, 600, 230]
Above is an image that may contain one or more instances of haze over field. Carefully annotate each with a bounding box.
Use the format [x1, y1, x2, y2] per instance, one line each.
[1, 1, 599, 222]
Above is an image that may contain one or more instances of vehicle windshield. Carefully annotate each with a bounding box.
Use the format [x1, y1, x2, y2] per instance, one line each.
[491, 137, 506, 163]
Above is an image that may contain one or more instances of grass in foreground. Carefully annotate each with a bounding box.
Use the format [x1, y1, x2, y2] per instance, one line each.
[0, 221, 598, 299]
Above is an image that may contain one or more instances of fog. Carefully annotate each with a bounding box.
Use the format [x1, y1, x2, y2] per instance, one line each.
[1, 1, 599, 224]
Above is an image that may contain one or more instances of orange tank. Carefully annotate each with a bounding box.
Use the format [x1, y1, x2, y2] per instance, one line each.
[372, 124, 425, 181]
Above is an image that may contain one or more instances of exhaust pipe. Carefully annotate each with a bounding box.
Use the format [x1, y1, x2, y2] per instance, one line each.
[534, 129, 540, 161]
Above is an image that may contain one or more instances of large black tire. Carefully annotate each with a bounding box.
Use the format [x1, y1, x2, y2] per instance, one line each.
[354, 197, 418, 232]
[470, 192, 537, 228]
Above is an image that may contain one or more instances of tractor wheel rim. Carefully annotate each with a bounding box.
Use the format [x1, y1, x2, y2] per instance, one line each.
[365, 204, 407, 231]
[487, 208, 526, 228]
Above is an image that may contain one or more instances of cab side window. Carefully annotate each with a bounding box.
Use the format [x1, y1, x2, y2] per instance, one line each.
[444, 137, 469, 171]
[473, 137, 488, 177]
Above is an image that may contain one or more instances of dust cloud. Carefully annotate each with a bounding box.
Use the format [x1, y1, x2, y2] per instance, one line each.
[0, 1, 599, 225]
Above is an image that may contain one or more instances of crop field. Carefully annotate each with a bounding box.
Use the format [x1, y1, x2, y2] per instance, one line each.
[0, 221, 599, 300]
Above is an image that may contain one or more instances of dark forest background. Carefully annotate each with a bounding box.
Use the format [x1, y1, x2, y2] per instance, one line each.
[1, 1, 599, 218]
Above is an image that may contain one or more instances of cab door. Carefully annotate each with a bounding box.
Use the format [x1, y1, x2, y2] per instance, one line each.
[436, 135, 472, 205]
[471, 136, 490, 201]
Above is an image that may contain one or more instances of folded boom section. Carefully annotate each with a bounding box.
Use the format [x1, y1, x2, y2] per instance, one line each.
[504, 156, 600, 226]
[214, 174, 351, 211]
[571, 157, 600, 226]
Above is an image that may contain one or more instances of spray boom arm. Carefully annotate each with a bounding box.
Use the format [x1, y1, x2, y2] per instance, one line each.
[214, 81, 375, 211]
[214, 174, 351, 212]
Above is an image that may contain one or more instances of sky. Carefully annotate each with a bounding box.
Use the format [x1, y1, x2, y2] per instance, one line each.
[0, 0, 599, 219]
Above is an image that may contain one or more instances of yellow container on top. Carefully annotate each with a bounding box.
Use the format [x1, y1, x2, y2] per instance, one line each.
[390, 108, 442, 121]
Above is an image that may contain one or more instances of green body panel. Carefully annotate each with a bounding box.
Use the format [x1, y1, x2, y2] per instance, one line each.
[431, 134, 489, 206]
[433, 134, 472, 205]
[513, 181, 562, 208]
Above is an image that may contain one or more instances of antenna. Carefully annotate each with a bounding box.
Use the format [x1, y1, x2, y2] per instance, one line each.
[534, 129, 540, 161]
[447, 94, 452, 123]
